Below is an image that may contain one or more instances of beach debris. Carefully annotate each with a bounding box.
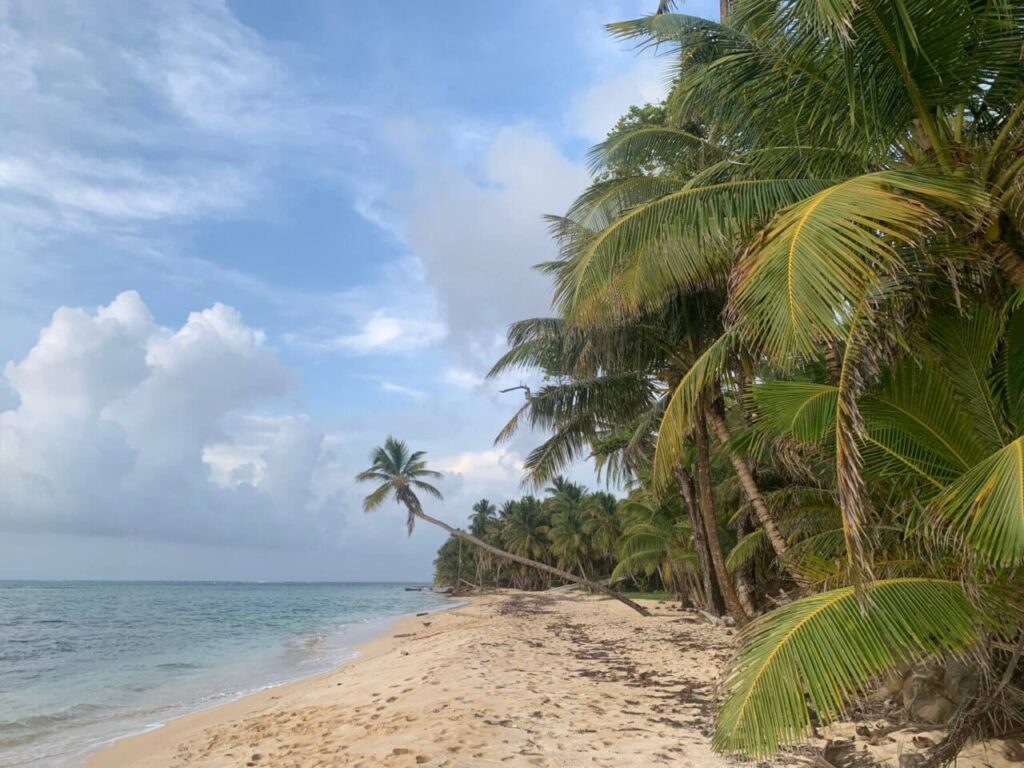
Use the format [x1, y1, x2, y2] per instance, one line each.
[1005, 738, 1024, 762]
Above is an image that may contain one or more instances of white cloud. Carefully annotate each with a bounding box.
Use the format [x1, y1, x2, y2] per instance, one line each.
[442, 367, 484, 389]
[0, 0, 350, 257]
[0, 291, 346, 546]
[569, 57, 667, 140]
[402, 124, 589, 359]
[301, 310, 447, 354]
[435, 447, 524, 486]
[378, 380, 427, 400]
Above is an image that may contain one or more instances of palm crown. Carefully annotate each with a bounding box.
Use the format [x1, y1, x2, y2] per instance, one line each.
[356, 436, 443, 535]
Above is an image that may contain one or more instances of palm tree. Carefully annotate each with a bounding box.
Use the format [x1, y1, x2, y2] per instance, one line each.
[469, 499, 497, 537]
[547, 504, 592, 578]
[612, 491, 695, 600]
[582, 492, 621, 572]
[468, 499, 498, 586]
[356, 436, 651, 616]
[542, 1, 1024, 760]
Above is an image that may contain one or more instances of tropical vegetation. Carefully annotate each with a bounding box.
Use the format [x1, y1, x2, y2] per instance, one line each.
[356, 437, 650, 614]
[382, 0, 1024, 763]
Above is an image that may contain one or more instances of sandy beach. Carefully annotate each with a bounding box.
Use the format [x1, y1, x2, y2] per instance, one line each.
[87, 592, 735, 768]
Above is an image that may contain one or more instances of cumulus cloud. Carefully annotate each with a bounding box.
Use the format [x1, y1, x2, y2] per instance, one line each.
[0, 291, 347, 546]
[434, 447, 525, 495]
[402, 125, 589, 359]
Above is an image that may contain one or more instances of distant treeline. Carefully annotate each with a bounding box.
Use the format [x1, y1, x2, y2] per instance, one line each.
[433, 477, 700, 597]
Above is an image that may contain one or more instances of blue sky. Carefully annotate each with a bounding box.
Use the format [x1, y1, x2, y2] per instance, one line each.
[0, 0, 718, 581]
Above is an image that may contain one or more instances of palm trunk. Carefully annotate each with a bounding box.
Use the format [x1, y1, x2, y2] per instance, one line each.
[408, 504, 651, 617]
[694, 413, 749, 624]
[707, 410, 795, 566]
[734, 510, 758, 617]
[674, 465, 724, 615]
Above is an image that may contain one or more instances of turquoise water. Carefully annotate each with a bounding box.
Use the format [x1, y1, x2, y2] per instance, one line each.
[0, 581, 450, 767]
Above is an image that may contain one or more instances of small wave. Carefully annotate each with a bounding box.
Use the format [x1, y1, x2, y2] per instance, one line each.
[0, 703, 104, 734]
[154, 661, 203, 671]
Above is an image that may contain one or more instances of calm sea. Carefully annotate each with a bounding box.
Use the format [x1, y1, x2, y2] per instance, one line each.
[0, 581, 450, 767]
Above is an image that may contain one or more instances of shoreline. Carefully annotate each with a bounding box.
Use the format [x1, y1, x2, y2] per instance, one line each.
[84, 597, 464, 768]
[87, 591, 738, 767]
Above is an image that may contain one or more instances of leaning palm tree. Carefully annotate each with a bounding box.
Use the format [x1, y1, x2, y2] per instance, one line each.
[356, 435, 651, 616]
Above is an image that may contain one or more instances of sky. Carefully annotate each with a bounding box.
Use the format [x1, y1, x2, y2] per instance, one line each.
[0, 0, 718, 581]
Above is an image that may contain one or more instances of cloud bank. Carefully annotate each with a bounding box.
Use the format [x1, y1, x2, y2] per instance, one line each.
[0, 291, 346, 546]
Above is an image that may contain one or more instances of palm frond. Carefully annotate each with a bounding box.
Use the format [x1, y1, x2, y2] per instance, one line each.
[727, 529, 767, 574]
[929, 435, 1024, 567]
[730, 171, 982, 360]
[652, 329, 738, 488]
[361, 483, 392, 512]
[751, 381, 838, 443]
[715, 578, 985, 758]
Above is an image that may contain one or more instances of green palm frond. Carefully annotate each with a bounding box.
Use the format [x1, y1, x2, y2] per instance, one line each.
[730, 171, 982, 360]
[726, 529, 767, 574]
[554, 176, 828, 317]
[652, 329, 738, 488]
[929, 307, 1007, 452]
[715, 578, 985, 758]
[929, 435, 1024, 567]
[361, 483, 392, 512]
[587, 126, 725, 175]
[751, 381, 837, 443]
[861, 362, 986, 484]
[412, 480, 444, 500]
[1004, 306, 1024, 430]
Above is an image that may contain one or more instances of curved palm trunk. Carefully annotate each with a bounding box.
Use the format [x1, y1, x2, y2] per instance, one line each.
[406, 503, 651, 617]
[707, 410, 805, 589]
[695, 413, 749, 624]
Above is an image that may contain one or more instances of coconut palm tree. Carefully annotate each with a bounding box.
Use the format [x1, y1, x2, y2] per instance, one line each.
[468, 499, 498, 585]
[547, 504, 592, 578]
[582, 492, 621, 572]
[538, 0, 1024, 760]
[612, 491, 695, 599]
[469, 499, 497, 537]
[356, 436, 650, 616]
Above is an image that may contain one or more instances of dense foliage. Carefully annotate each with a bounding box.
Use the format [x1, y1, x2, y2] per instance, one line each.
[432, 481, 703, 595]
[431, 0, 1024, 762]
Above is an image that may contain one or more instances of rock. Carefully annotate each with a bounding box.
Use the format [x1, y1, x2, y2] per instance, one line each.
[1005, 738, 1024, 762]
[902, 659, 957, 725]
[910, 693, 956, 724]
[942, 657, 979, 706]
[899, 754, 925, 768]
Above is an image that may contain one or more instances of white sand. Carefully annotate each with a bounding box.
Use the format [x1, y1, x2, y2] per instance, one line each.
[88, 592, 735, 767]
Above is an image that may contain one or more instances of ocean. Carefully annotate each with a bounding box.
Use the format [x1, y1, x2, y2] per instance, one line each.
[0, 581, 450, 767]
